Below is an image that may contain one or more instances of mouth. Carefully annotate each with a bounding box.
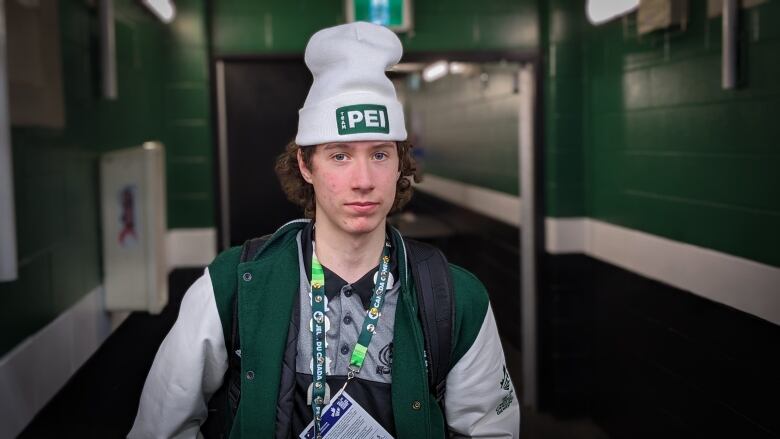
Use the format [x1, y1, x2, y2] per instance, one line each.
[345, 201, 380, 213]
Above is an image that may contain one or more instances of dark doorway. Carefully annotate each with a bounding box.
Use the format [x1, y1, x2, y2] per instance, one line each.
[217, 60, 312, 247]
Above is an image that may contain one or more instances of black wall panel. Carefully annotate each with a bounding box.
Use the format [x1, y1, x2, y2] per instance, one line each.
[403, 192, 521, 350]
[543, 253, 780, 438]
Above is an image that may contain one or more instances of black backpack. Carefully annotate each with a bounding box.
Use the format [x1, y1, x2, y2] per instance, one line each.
[202, 235, 454, 438]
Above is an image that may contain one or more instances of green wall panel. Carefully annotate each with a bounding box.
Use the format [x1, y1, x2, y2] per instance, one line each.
[580, 0, 780, 266]
[161, 0, 214, 229]
[167, 195, 216, 229]
[164, 84, 210, 120]
[166, 46, 209, 82]
[540, 0, 587, 216]
[168, 160, 214, 195]
[165, 122, 211, 156]
[212, 0, 538, 55]
[400, 10, 537, 52]
[212, 0, 343, 55]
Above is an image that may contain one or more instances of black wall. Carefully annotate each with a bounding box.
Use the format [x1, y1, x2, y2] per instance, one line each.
[403, 192, 521, 350]
[542, 254, 780, 438]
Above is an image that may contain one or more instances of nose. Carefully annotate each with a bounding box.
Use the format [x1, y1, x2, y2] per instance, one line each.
[350, 157, 374, 192]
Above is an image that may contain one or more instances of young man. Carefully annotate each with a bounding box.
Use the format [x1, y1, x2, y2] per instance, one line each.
[129, 22, 519, 438]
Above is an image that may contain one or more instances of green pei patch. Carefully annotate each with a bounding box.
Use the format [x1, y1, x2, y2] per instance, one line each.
[336, 104, 390, 135]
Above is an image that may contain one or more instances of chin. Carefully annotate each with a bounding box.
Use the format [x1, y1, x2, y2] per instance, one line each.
[342, 216, 384, 235]
[344, 214, 386, 235]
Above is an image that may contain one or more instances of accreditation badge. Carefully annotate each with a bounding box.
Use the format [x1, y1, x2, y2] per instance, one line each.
[299, 389, 394, 439]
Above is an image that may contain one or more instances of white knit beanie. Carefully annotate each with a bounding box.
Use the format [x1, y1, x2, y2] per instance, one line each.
[295, 22, 407, 146]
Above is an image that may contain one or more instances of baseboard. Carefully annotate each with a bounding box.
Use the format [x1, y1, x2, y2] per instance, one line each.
[414, 174, 521, 227]
[0, 285, 125, 439]
[545, 217, 780, 325]
[166, 228, 217, 270]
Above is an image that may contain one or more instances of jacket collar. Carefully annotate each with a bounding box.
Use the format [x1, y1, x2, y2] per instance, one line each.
[254, 218, 410, 295]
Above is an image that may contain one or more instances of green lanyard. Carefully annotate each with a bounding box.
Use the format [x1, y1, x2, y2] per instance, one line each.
[309, 240, 392, 439]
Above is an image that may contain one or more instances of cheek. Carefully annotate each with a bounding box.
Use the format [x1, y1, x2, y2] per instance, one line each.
[316, 172, 343, 195]
[326, 175, 341, 192]
[385, 169, 400, 188]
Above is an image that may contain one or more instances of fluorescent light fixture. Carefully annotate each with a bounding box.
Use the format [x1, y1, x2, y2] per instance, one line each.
[586, 0, 638, 25]
[141, 0, 176, 23]
[448, 62, 478, 75]
[448, 62, 467, 74]
[422, 60, 448, 82]
[390, 62, 426, 73]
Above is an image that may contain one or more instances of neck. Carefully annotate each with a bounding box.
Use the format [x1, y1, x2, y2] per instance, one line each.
[312, 218, 387, 284]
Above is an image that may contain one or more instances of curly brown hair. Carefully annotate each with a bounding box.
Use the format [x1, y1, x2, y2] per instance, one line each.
[274, 140, 421, 219]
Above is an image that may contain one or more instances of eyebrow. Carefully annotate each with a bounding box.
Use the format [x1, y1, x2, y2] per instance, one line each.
[322, 143, 349, 150]
[322, 142, 395, 150]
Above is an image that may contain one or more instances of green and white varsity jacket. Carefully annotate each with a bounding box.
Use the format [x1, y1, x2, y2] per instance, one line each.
[129, 220, 520, 438]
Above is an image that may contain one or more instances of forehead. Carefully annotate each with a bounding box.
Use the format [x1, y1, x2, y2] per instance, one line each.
[318, 141, 396, 151]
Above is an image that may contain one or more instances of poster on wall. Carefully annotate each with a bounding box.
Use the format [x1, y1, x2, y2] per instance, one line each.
[345, 0, 413, 32]
[117, 185, 140, 248]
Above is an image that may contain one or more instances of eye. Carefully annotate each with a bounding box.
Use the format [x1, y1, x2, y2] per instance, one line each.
[372, 151, 389, 160]
[332, 153, 348, 161]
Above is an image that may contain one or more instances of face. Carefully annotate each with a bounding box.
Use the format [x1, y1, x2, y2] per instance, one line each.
[298, 141, 400, 237]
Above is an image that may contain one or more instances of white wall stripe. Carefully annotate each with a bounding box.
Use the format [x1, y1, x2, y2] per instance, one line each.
[0, 286, 125, 439]
[544, 217, 587, 254]
[546, 217, 780, 326]
[166, 228, 217, 270]
[414, 174, 521, 227]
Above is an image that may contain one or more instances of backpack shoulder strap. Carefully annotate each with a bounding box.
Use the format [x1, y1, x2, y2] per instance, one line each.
[226, 235, 272, 419]
[202, 243, 243, 438]
[240, 235, 272, 263]
[404, 239, 455, 405]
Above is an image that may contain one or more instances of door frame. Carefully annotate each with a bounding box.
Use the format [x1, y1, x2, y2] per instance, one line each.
[212, 54, 305, 250]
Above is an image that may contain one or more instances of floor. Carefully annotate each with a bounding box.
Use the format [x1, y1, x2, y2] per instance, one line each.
[502, 342, 609, 439]
[21, 268, 609, 438]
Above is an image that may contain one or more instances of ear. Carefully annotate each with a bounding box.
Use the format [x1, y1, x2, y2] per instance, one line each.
[297, 148, 313, 184]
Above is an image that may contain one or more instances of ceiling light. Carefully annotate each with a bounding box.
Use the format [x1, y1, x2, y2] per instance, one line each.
[586, 0, 638, 25]
[390, 62, 427, 73]
[422, 60, 448, 82]
[141, 0, 176, 23]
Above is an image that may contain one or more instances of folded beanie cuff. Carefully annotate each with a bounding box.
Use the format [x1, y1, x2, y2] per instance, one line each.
[295, 92, 407, 146]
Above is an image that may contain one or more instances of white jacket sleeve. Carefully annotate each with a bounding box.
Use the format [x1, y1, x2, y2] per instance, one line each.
[128, 268, 229, 439]
[445, 304, 521, 438]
